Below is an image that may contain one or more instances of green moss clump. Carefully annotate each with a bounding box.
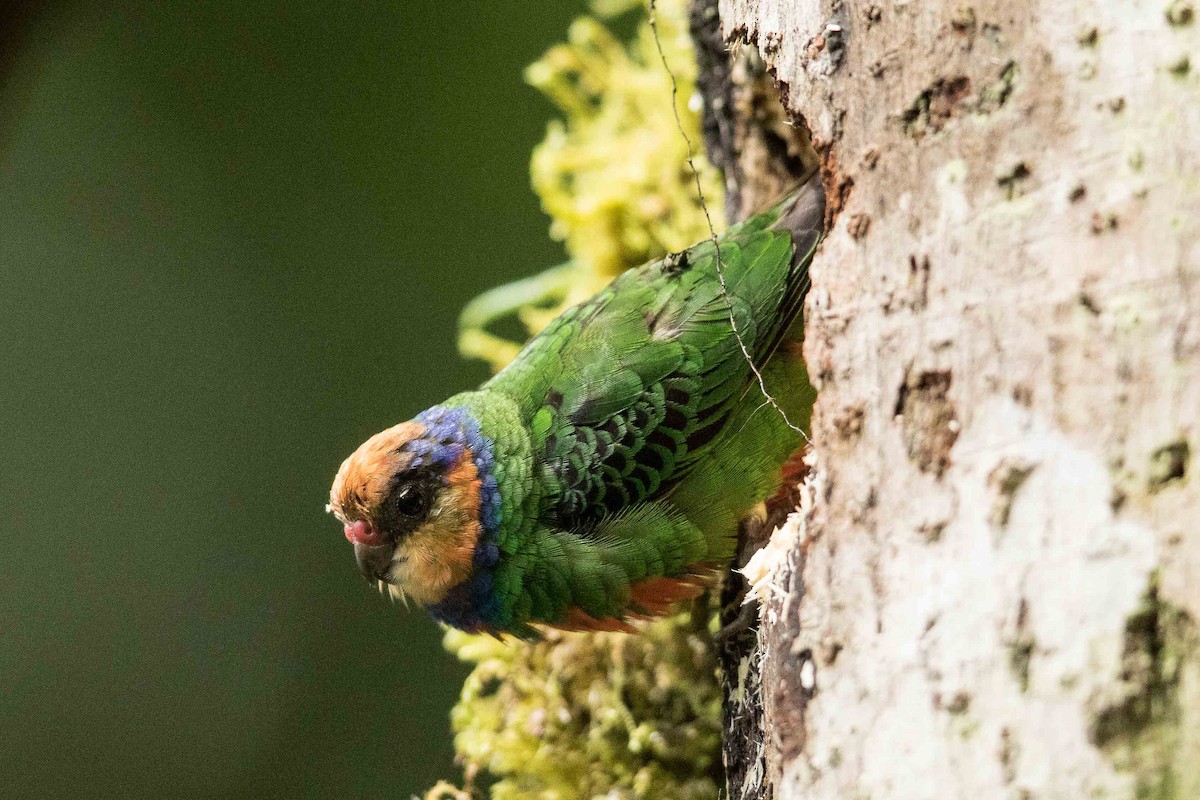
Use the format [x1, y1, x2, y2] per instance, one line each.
[526, 0, 724, 286]
[438, 615, 721, 800]
[459, 0, 725, 374]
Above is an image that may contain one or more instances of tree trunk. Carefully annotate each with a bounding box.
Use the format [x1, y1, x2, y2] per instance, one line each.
[700, 0, 1200, 797]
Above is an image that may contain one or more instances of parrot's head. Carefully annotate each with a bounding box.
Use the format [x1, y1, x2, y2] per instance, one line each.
[327, 408, 489, 606]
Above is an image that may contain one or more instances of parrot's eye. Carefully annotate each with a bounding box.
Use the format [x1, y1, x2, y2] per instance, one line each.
[378, 474, 437, 540]
[392, 483, 429, 518]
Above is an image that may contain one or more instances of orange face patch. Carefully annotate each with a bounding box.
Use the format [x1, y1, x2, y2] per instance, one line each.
[328, 420, 483, 605]
[328, 421, 425, 526]
[390, 455, 481, 604]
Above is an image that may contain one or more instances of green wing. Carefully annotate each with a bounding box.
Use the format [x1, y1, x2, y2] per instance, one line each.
[485, 178, 824, 530]
[487, 502, 710, 634]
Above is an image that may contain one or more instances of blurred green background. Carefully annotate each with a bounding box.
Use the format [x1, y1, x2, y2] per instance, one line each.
[0, 1, 590, 796]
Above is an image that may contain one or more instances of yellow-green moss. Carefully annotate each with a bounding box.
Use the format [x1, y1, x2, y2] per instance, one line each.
[439, 615, 721, 800]
[428, 2, 727, 798]
[459, 0, 725, 373]
[527, 0, 723, 284]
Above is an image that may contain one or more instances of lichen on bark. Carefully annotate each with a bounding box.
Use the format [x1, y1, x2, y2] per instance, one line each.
[1089, 573, 1200, 800]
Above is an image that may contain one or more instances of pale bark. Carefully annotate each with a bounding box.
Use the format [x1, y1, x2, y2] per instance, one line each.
[706, 0, 1200, 797]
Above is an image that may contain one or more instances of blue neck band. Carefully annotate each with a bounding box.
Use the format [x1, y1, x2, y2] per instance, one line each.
[411, 405, 501, 631]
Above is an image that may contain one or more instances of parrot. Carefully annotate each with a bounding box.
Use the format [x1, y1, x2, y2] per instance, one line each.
[328, 174, 824, 638]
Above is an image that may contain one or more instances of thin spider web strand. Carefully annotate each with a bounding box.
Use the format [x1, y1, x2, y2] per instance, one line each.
[646, 0, 809, 444]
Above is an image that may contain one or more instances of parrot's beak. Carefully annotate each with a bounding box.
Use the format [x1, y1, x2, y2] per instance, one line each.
[353, 541, 395, 582]
[342, 519, 395, 582]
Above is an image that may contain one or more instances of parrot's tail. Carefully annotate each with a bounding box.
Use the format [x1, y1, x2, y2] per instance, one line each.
[760, 171, 826, 363]
[772, 171, 826, 273]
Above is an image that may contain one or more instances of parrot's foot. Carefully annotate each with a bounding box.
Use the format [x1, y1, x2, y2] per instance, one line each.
[715, 448, 809, 649]
[714, 598, 760, 650]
